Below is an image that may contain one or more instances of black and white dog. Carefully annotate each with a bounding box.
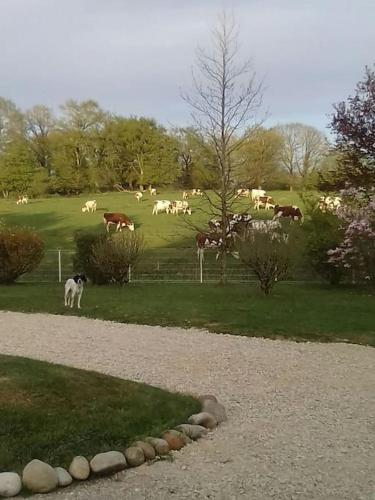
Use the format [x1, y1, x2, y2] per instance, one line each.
[64, 274, 87, 309]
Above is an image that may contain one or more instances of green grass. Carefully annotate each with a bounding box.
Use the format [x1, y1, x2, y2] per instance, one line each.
[0, 354, 200, 473]
[1, 282, 374, 346]
[0, 190, 303, 250]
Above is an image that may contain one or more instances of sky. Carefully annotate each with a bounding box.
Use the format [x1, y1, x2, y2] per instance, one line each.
[0, 0, 374, 134]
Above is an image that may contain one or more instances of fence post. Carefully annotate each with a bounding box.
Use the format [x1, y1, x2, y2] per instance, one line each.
[199, 251, 203, 284]
[128, 265, 132, 283]
[58, 250, 62, 283]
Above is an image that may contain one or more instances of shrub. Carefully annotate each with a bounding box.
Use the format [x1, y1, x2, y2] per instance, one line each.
[237, 228, 294, 295]
[0, 225, 44, 283]
[301, 193, 344, 284]
[72, 231, 108, 284]
[90, 232, 144, 285]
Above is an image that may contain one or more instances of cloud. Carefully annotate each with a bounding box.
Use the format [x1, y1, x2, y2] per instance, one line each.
[0, 0, 373, 132]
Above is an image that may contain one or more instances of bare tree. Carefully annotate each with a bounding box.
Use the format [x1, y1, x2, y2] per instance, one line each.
[25, 105, 56, 175]
[277, 123, 328, 189]
[183, 13, 263, 283]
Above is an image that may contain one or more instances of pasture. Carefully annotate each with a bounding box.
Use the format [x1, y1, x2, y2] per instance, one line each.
[0, 189, 302, 250]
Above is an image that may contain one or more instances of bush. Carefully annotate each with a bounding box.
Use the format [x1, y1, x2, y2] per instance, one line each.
[90, 232, 144, 285]
[237, 227, 294, 295]
[73, 231, 108, 284]
[0, 225, 44, 283]
[302, 193, 344, 284]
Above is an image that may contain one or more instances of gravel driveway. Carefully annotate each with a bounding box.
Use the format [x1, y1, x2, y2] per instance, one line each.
[0, 311, 374, 500]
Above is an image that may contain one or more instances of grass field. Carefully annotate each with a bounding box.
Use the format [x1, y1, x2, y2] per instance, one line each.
[0, 354, 199, 473]
[1, 282, 374, 346]
[0, 190, 303, 249]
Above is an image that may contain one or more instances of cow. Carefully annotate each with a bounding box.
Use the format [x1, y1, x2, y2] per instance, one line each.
[208, 213, 252, 234]
[135, 191, 143, 202]
[192, 188, 203, 196]
[254, 196, 275, 211]
[152, 200, 172, 215]
[182, 191, 189, 200]
[318, 195, 342, 212]
[82, 200, 97, 213]
[251, 189, 266, 201]
[236, 188, 250, 198]
[246, 219, 286, 242]
[16, 195, 28, 205]
[103, 213, 135, 232]
[273, 205, 303, 222]
[171, 200, 192, 215]
[150, 188, 157, 196]
[196, 231, 239, 261]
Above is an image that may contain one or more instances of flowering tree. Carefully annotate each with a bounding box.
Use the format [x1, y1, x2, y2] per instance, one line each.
[328, 187, 375, 280]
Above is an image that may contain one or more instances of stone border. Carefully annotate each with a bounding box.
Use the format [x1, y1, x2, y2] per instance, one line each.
[0, 395, 227, 497]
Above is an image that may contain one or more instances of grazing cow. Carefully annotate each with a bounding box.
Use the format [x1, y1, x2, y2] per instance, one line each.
[135, 191, 143, 202]
[192, 188, 203, 196]
[150, 188, 157, 196]
[254, 196, 275, 211]
[196, 231, 239, 261]
[251, 189, 266, 201]
[171, 200, 192, 215]
[247, 219, 286, 242]
[103, 212, 135, 232]
[16, 195, 28, 205]
[236, 188, 250, 198]
[318, 195, 341, 212]
[152, 200, 172, 215]
[182, 191, 189, 200]
[81, 200, 97, 213]
[208, 213, 252, 233]
[273, 205, 303, 222]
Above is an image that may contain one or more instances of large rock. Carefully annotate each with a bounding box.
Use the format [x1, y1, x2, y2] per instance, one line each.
[161, 431, 186, 451]
[198, 394, 218, 405]
[124, 447, 145, 467]
[202, 400, 227, 423]
[145, 437, 170, 456]
[134, 441, 156, 461]
[0, 472, 22, 497]
[69, 456, 90, 480]
[90, 451, 127, 475]
[54, 467, 72, 487]
[22, 459, 58, 493]
[176, 424, 208, 440]
[188, 412, 218, 429]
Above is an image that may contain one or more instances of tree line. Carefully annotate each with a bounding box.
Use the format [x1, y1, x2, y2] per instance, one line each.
[0, 96, 332, 197]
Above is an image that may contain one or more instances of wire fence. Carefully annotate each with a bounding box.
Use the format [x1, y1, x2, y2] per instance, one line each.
[18, 248, 319, 283]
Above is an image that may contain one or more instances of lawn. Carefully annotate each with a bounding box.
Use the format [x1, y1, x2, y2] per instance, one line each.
[0, 354, 200, 473]
[0, 190, 303, 250]
[0, 282, 374, 346]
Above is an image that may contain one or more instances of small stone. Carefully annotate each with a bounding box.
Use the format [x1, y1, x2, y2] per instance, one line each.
[22, 459, 58, 493]
[69, 456, 90, 480]
[198, 394, 218, 405]
[176, 424, 208, 440]
[202, 400, 227, 423]
[161, 431, 186, 450]
[124, 447, 145, 467]
[90, 451, 127, 475]
[0, 472, 22, 497]
[54, 467, 72, 487]
[145, 437, 170, 456]
[188, 412, 218, 429]
[134, 441, 156, 461]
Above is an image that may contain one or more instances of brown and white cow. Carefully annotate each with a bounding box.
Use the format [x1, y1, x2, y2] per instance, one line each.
[103, 213, 135, 232]
[254, 196, 275, 211]
[273, 205, 303, 222]
[196, 231, 239, 261]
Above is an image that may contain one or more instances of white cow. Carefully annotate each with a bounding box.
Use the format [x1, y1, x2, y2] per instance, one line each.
[251, 189, 266, 201]
[135, 191, 143, 202]
[150, 188, 157, 196]
[318, 195, 342, 212]
[81, 200, 97, 213]
[171, 200, 192, 215]
[182, 191, 189, 200]
[236, 188, 250, 198]
[16, 195, 28, 205]
[192, 189, 203, 196]
[152, 200, 172, 215]
[254, 196, 275, 211]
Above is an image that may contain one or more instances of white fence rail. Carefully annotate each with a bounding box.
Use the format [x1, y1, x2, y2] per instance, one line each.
[19, 249, 316, 283]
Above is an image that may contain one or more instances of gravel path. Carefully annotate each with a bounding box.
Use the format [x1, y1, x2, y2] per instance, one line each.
[0, 311, 374, 500]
